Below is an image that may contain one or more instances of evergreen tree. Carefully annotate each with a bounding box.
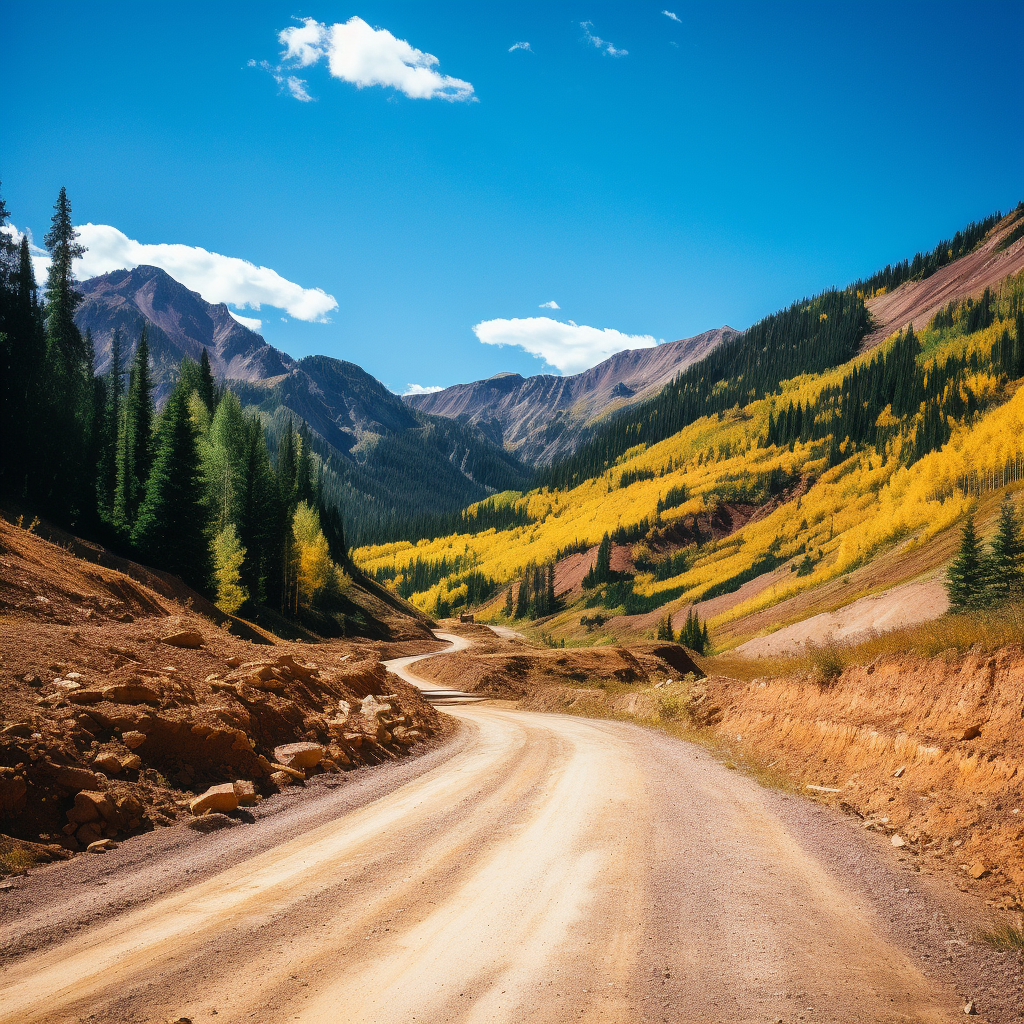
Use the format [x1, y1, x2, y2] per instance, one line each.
[989, 496, 1023, 601]
[132, 383, 214, 594]
[41, 187, 93, 521]
[96, 328, 125, 521]
[296, 420, 316, 506]
[235, 414, 282, 604]
[679, 608, 709, 654]
[946, 515, 990, 608]
[584, 533, 613, 587]
[115, 324, 154, 529]
[198, 348, 217, 414]
[656, 614, 675, 641]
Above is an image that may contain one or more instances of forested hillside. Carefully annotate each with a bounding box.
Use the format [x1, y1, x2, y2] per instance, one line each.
[0, 187, 359, 632]
[354, 209, 1024, 644]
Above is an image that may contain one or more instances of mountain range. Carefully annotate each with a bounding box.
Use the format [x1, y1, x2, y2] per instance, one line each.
[72, 265, 735, 542]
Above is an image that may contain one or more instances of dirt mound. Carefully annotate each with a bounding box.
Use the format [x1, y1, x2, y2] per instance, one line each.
[410, 641, 702, 700]
[862, 212, 1024, 350]
[0, 517, 446, 871]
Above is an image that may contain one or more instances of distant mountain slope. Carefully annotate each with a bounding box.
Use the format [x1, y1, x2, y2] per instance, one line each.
[75, 266, 295, 396]
[862, 209, 1024, 350]
[74, 265, 533, 547]
[404, 327, 737, 465]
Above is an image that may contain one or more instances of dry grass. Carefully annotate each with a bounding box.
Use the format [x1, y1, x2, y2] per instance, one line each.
[981, 921, 1024, 951]
[705, 602, 1024, 681]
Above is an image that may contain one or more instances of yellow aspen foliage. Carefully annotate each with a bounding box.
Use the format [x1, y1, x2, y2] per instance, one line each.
[212, 524, 248, 615]
[293, 501, 334, 608]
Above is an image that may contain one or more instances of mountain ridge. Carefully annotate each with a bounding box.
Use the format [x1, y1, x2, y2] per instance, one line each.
[404, 326, 738, 464]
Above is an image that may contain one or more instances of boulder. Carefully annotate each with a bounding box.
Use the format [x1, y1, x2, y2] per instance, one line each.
[103, 683, 161, 705]
[968, 861, 989, 879]
[890, 834, 906, 848]
[67, 790, 116, 824]
[76, 822, 104, 846]
[122, 730, 147, 750]
[0, 774, 28, 815]
[161, 630, 204, 649]
[86, 839, 118, 853]
[40, 761, 103, 793]
[269, 770, 295, 787]
[189, 783, 239, 815]
[120, 753, 143, 771]
[273, 742, 324, 770]
[93, 753, 122, 775]
[67, 689, 104, 704]
[232, 780, 258, 806]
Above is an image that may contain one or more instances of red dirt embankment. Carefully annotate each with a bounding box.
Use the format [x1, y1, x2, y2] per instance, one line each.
[0, 516, 445, 872]
[700, 649, 1024, 907]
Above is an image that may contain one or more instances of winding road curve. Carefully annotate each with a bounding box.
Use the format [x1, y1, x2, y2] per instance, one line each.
[0, 631, 971, 1023]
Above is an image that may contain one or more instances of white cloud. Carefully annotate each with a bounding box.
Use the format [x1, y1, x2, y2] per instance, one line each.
[581, 21, 627, 57]
[276, 16, 475, 102]
[473, 317, 657, 375]
[228, 310, 263, 332]
[285, 76, 314, 102]
[509, 41, 532, 52]
[28, 223, 337, 322]
[403, 383, 444, 396]
[1, 224, 50, 287]
[539, 300, 560, 309]
[662, 10, 681, 22]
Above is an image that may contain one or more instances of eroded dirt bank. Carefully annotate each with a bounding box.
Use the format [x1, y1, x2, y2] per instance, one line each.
[0, 516, 446, 870]
[520, 645, 1024, 915]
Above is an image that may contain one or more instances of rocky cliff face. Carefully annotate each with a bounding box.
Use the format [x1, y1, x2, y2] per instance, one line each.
[404, 326, 738, 464]
[75, 266, 295, 398]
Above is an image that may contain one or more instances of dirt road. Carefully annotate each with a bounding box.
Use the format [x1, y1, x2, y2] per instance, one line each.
[0, 639, 1000, 1022]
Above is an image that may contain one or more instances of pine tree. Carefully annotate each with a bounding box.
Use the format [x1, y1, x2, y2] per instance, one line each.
[198, 348, 217, 414]
[656, 614, 675, 641]
[132, 383, 214, 593]
[989, 496, 1023, 601]
[946, 515, 990, 608]
[96, 327, 125, 521]
[115, 324, 154, 530]
[296, 421, 316, 506]
[41, 187, 93, 521]
[235, 415, 282, 604]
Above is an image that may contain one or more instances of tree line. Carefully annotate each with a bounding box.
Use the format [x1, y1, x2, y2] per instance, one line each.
[0, 185, 347, 620]
[542, 288, 871, 490]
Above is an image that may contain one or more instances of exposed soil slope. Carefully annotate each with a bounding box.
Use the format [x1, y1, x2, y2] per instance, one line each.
[863, 212, 1024, 350]
[0, 516, 444, 870]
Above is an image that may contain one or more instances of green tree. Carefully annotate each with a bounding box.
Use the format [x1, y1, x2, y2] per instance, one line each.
[198, 348, 217, 414]
[115, 325, 154, 530]
[132, 383, 214, 594]
[656, 614, 675, 641]
[41, 187, 93, 521]
[989, 496, 1023, 601]
[203, 389, 248, 531]
[679, 608, 709, 654]
[945, 515, 990, 608]
[213, 524, 248, 614]
[584, 533, 612, 587]
[96, 328, 125, 521]
[236, 414, 283, 604]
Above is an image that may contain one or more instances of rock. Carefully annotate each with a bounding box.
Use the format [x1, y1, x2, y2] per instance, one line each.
[225, 656, 243, 667]
[320, 758, 339, 773]
[86, 839, 118, 853]
[120, 753, 143, 770]
[76, 822, 104, 846]
[968, 861, 989, 879]
[964, 1000, 977, 1015]
[273, 742, 324, 770]
[93, 753, 122, 775]
[892, 766, 905, 779]
[23, 674, 42, 688]
[67, 689, 104, 704]
[269, 771, 295, 787]
[40, 761, 103, 793]
[161, 630, 204, 648]
[67, 790, 116, 824]
[270, 762, 305, 780]
[959, 725, 981, 741]
[189, 784, 239, 815]
[122, 730, 147, 750]
[0, 775, 28, 815]
[186, 813, 239, 833]
[232, 780, 258, 806]
[103, 683, 161, 705]
[890, 835, 906, 848]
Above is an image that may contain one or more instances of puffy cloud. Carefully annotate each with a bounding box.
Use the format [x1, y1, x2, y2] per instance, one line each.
[403, 383, 444, 396]
[28, 223, 336, 322]
[473, 317, 657, 375]
[581, 21, 627, 58]
[662, 10, 681, 22]
[228, 310, 263, 332]
[539, 300, 560, 309]
[1, 224, 50, 287]
[276, 16, 474, 102]
[508, 41, 532, 52]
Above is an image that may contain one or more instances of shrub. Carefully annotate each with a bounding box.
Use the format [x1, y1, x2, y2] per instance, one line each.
[807, 637, 846, 684]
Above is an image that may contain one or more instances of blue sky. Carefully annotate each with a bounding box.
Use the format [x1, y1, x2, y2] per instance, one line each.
[3, 1, 1022, 392]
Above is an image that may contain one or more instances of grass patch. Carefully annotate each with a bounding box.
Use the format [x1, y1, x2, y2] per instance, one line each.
[0, 846, 35, 876]
[981, 922, 1024, 950]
